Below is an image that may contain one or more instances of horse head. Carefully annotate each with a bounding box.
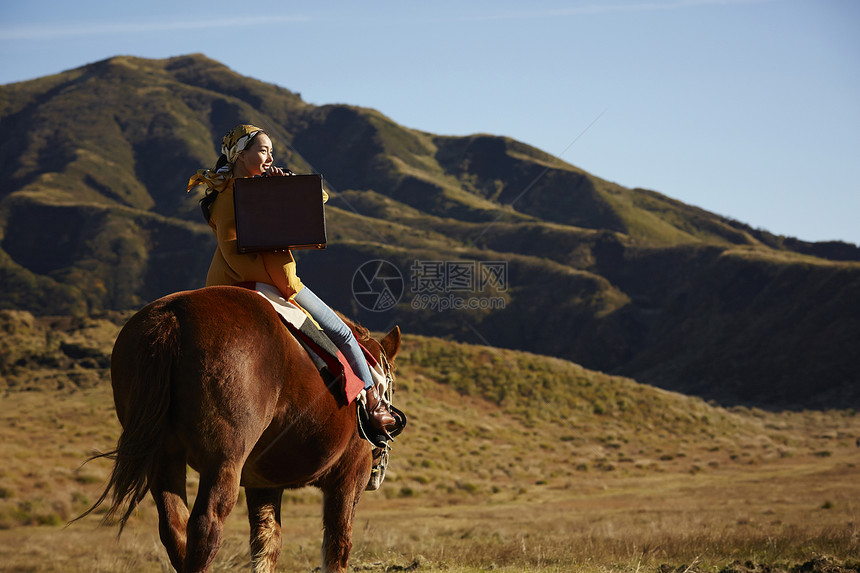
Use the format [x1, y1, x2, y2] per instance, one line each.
[367, 325, 401, 397]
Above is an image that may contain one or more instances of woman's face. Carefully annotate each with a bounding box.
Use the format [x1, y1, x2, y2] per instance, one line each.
[235, 133, 274, 177]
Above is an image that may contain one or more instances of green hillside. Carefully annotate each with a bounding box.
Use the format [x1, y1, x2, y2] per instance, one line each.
[1, 54, 858, 408]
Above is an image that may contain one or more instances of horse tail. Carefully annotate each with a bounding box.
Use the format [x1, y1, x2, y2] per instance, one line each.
[72, 307, 179, 534]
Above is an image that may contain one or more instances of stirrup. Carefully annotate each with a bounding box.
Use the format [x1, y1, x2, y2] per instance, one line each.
[356, 402, 407, 448]
[356, 402, 392, 448]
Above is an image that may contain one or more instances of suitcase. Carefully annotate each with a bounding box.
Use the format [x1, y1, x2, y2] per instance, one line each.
[233, 174, 327, 253]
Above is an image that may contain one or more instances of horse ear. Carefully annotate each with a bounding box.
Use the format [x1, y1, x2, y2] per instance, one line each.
[380, 325, 401, 360]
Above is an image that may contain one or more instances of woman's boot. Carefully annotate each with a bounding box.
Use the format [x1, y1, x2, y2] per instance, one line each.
[364, 385, 396, 433]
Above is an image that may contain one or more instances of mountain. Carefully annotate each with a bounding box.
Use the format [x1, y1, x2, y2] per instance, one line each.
[1, 54, 858, 409]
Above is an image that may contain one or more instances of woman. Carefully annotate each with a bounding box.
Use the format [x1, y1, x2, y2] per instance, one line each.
[187, 124, 396, 434]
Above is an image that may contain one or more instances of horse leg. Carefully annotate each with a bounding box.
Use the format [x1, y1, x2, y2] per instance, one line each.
[320, 455, 371, 573]
[246, 487, 284, 573]
[183, 463, 241, 573]
[150, 443, 190, 572]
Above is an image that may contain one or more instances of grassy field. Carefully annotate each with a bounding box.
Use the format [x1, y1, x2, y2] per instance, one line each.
[1, 332, 859, 572]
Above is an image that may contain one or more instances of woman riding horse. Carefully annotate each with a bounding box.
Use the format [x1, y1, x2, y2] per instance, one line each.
[187, 124, 396, 433]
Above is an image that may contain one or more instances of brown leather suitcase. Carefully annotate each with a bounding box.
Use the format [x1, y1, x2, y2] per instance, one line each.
[233, 174, 327, 253]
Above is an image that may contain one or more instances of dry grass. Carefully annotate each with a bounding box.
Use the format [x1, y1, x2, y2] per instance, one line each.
[1, 338, 859, 572]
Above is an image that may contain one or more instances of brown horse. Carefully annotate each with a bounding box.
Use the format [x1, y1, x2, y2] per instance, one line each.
[80, 285, 401, 573]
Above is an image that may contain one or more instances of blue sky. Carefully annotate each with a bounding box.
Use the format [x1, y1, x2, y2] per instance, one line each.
[2, 0, 858, 245]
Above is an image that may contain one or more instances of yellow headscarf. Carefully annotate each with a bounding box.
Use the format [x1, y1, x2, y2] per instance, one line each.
[187, 124, 266, 193]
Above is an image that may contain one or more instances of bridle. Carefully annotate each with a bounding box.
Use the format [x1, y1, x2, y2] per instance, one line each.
[377, 348, 395, 403]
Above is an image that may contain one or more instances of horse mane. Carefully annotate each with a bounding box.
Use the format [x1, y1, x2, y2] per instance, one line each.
[337, 312, 371, 344]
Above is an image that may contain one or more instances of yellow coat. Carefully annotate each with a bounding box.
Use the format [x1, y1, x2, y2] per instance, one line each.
[205, 179, 320, 299]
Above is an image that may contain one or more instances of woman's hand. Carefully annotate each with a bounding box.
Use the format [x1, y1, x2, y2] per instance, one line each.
[262, 166, 293, 177]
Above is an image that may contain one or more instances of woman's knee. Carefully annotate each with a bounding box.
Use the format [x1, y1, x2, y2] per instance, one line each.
[322, 317, 354, 347]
